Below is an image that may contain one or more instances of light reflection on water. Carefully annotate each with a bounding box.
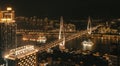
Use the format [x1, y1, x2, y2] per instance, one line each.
[65, 35, 119, 54]
[18, 34, 119, 54]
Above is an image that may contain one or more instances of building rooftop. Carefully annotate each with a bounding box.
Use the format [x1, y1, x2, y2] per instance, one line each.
[4, 45, 38, 60]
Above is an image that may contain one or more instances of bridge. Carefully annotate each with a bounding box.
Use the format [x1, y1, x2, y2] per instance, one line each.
[38, 16, 101, 52]
[38, 25, 102, 52]
[16, 16, 102, 53]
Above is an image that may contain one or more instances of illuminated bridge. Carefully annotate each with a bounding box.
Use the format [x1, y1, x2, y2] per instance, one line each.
[38, 25, 102, 52]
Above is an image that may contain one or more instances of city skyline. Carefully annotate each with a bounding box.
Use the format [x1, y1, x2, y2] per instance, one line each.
[0, 6, 120, 66]
[0, 0, 120, 19]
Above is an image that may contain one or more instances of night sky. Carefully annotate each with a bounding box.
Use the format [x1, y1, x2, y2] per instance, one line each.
[0, 0, 120, 19]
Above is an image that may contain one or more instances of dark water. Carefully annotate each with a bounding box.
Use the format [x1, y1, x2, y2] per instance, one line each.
[65, 35, 119, 54]
[17, 34, 119, 54]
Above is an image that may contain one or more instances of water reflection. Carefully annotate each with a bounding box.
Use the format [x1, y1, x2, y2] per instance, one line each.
[18, 34, 119, 54]
[65, 34, 119, 54]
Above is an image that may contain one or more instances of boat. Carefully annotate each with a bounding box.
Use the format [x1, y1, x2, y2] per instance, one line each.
[82, 39, 94, 51]
[37, 36, 47, 43]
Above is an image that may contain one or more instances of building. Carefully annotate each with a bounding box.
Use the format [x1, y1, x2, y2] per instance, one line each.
[0, 7, 16, 65]
[5, 45, 38, 66]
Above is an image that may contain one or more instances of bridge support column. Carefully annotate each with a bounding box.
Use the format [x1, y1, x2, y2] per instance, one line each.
[59, 16, 66, 51]
[87, 16, 92, 35]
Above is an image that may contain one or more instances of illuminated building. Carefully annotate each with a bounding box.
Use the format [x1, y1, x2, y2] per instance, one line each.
[5, 45, 38, 66]
[0, 7, 15, 23]
[0, 7, 16, 60]
[22, 35, 47, 43]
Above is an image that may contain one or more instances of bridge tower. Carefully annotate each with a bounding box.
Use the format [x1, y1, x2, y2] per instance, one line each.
[87, 16, 92, 34]
[58, 16, 65, 51]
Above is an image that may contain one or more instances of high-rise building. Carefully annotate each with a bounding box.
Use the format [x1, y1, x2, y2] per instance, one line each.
[0, 7, 16, 65]
[0, 7, 38, 66]
[5, 45, 38, 66]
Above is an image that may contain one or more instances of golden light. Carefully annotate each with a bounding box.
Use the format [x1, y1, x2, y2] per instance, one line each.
[7, 7, 12, 11]
[17, 53, 37, 66]
[4, 55, 9, 58]
[1, 18, 15, 23]
[22, 37, 28, 41]
[82, 40, 94, 51]
[1, 18, 12, 21]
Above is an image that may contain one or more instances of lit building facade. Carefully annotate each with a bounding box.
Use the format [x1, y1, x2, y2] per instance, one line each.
[16, 53, 37, 66]
[0, 7, 16, 65]
[0, 7, 15, 23]
[5, 45, 38, 66]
